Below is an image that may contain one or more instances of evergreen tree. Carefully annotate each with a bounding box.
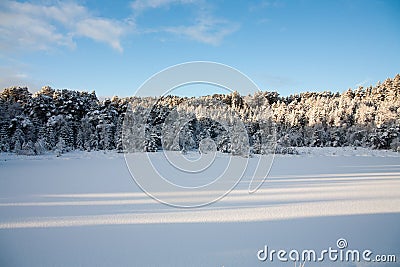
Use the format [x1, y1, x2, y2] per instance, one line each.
[1, 74, 400, 155]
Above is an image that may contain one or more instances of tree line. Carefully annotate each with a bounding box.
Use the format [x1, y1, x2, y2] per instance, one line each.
[1, 74, 399, 155]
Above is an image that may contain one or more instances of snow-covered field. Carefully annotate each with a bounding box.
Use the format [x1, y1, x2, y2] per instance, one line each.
[0, 148, 399, 266]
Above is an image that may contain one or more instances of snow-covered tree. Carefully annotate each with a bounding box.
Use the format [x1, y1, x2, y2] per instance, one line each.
[1, 74, 400, 154]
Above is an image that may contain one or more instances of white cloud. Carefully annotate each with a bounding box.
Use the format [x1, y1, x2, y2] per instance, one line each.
[131, 0, 239, 45]
[131, 0, 196, 11]
[0, 1, 129, 52]
[165, 17, 239, 45]
[76, 18, 125, 52]
[0, 0, 238, 53]
[0, 66, 41, 91]
[0, 2, 74, 51]
[249, 0, 283, 11]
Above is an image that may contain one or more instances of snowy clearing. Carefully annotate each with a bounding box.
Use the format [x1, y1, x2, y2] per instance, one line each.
[0, 148, 399, 266]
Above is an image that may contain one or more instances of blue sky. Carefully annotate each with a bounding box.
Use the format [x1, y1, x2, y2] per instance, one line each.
[0, 0, 399, 97]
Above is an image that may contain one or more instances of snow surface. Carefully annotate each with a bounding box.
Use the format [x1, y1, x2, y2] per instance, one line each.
[0, 148, 399, 266]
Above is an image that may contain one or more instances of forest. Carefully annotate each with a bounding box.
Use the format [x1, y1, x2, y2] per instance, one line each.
[1, 74, 399, 155]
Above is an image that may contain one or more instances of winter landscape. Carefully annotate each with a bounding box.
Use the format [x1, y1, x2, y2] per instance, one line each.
[1, 75, 400, 266]
[1, 0, 400, 266]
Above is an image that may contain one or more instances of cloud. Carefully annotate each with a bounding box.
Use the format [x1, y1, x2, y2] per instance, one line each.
[131, 0, 238, 45]
[0, 1, 129, 52]
[76, 18, 125, 52]
[0, 0, 238, 53]
[249, 0, 283, 11]
[165, 17, 239, 45]
[131, 0, 196, 12]
[0, 66, 41, 91]
[0, 2, 74, 51]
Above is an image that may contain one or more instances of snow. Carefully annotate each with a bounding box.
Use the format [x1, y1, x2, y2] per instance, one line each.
[0, 148, 399, 266]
